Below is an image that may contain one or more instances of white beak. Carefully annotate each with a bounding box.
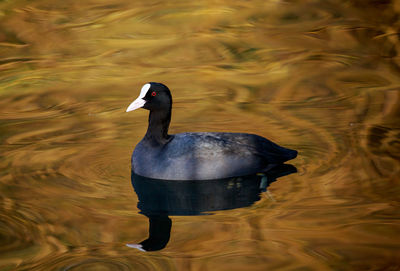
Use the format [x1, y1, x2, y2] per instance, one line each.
[126, 97, 146, 112]
[126, 83, 151, 112]
[126, 243, 146, 252]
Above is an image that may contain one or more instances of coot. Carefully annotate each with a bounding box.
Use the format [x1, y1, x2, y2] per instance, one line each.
[126, 82, 297, 180]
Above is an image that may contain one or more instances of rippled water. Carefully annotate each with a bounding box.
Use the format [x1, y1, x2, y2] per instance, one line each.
[1, 0, 400, 270]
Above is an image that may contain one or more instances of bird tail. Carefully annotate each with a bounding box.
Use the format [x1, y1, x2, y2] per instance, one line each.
[272, 146, 297, 163]
[285, 149, 298, 161]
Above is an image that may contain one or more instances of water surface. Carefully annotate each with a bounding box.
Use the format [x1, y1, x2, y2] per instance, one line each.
[1, 0, 400, 270]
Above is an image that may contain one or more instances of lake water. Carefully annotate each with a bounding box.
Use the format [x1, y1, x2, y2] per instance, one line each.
[1, 0, 399, 270]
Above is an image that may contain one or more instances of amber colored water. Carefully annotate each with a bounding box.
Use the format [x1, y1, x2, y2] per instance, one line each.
[1, 0, 400, 270]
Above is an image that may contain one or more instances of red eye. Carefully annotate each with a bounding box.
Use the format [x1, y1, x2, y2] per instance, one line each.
[151, 91, 156, 96]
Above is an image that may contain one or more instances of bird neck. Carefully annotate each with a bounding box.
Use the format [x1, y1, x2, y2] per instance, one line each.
[145, 109, 171, 145]
[140, 215, 172, 251]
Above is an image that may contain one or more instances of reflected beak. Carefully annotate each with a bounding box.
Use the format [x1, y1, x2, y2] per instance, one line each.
[126, 243, 146, 252]
[126, 98, 146, 112]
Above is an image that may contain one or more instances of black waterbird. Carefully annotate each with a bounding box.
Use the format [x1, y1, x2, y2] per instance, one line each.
[126, 82, 297, 180]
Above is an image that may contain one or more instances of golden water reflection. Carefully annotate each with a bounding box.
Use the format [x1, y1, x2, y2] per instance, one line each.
[0, 0, 399, 270]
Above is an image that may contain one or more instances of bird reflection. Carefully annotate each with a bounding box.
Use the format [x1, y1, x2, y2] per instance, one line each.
[128, 164, 297, 252]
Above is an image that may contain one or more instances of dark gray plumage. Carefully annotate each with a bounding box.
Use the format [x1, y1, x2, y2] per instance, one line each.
[127, 82, 297, 180]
